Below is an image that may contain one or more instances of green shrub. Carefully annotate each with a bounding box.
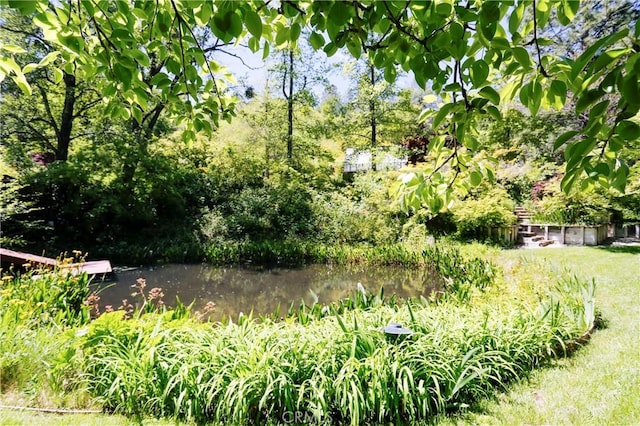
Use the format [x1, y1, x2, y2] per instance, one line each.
[222, 182, 315, 241]
[452, 188, 517, 239]
[532, 183, 611, 225]
[312, 172, 405, 245]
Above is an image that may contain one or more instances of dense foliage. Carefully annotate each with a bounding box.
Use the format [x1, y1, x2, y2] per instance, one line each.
[1, 0, 639, 214]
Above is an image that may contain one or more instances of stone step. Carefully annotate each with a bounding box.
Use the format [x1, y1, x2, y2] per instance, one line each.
[531, 235, 545, 242]
[538, 240, 555, 247]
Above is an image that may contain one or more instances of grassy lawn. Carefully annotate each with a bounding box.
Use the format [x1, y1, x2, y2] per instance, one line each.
[1, 246, 638, 425]
[440, 246, 640, 425]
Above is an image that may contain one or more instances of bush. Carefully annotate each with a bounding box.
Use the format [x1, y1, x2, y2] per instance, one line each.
[452, 188, 517, 239]
[532, 183, 611, 225]
[219, 181, 315, 241]
[312, 172, 405, 245]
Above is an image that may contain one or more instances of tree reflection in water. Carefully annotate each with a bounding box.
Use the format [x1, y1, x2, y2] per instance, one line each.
[99, 264, 444, 321]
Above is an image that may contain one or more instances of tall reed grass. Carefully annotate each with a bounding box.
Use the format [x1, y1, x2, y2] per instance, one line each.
[76, 272, 594, 425]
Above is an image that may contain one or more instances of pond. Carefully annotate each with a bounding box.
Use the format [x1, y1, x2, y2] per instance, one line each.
[96, 263, 443, 321]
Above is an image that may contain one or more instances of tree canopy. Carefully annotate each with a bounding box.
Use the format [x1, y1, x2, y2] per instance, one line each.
[1, 0, 638, 213]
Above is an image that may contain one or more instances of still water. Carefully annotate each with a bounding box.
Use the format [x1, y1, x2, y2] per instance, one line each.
[97, 263, 443, 321]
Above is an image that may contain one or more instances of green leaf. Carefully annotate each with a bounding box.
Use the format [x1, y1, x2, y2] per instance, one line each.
[53, 68, 63, 84]
[1, 45, 27, 54]
[547, 80, 567, 110]
[511, 47, 531, 68]
[588, 100, 610, 121]
[519, 81, 531, 107]
[571, 29, 628, 80]
[211, 14, 233, 43]
[565, 138, 596, 166]
[431, 103, 455, 128]
[11, 73, 32, 97]
[384, 65, 396, 83]
[22, 63, 39, 74]
[346, 40, 361, 59]
[244, 9, 262, 38]
[38, 51, 60, 67]
[248, 36, 260, 52]
[7, 0, 37, 14]
[509, 2, 524, 33]
[113, 63, 133, 89]
[276, 26, 289, 46]
[309, 32, 325, 50]
[612, 162, 629, 192]
[616, 120, 640, 140]
[132, 7, 148, 20]
[553, 130, 579, 151]
[590, 48, 630, 74]
[486, 105, 501, 120]
[165, 59, 181, 75]
[101, 84, 117, 97]
[470, 60, 489, 86]
[619, 74, 640, 106]
[563, 0, 579, 21]
[480, 20, 497, 42]
[479, 2, 500, 41]
[444, 82, 462, 92]
[131, 49, 150, 68]
[536, 0, 552, 28]
[490, 37, 510, 51]
[557, 2, 570, 26]
[609, 136, 624, 152]
[111, 28, 134, 42]
[290, 23, 301, 42]
[132, 105, 143, 124]
[228, 12, 243, 38]
[478, 86, 500, 104]
[575, 89, 603, 113]
[561, 169, 579, 193]
[593, 162, 610, 177]
[328, 1, 350, 26]
[57, 34, 84, 54]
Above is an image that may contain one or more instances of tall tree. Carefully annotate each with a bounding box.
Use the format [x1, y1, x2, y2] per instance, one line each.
[341, 57, 423, 153]
[0, 10, 100, 163]
[269, 35, 330, 163]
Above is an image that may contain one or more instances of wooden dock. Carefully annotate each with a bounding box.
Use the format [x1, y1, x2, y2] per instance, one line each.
[0, 248, 112, 276]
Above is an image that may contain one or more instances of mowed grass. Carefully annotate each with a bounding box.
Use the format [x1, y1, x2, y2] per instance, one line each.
[1, 246, 638, 425]
[440, 245, 640, 425]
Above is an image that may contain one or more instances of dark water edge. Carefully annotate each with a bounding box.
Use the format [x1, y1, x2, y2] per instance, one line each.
[95, 263, 443, 321]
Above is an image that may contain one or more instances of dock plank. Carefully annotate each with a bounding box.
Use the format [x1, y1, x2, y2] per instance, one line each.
[0, 248, 112, 276]
[0, 248, 58, 267]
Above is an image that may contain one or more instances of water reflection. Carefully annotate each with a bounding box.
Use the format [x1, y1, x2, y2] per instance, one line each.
[97, 264, 443, 321]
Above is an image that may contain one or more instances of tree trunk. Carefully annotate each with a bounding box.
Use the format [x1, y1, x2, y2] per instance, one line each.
[121, 104, 165, 186]
[287, 49, 294, 162]
[56, 72, 77, 161]
[369, 64, 377, 149]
